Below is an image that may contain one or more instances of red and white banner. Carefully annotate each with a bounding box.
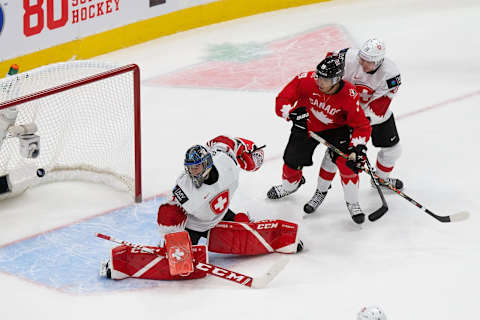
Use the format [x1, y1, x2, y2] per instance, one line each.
[0, 0, 218, 61]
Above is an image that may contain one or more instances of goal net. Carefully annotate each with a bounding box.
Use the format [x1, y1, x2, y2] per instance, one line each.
[0, 61, 142, 202]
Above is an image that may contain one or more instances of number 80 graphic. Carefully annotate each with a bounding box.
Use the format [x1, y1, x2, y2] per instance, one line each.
[23, 0, 68, 37]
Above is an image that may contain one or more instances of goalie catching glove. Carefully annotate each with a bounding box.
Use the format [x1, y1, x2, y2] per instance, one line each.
[206, 135, 264, 171]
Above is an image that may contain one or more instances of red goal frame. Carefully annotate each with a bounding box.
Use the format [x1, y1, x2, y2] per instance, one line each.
[0, 64, 142, 202]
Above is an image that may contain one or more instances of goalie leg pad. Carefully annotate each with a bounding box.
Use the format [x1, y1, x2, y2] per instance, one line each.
[207, 220, 299, 255]
[108, 244, 207, 280]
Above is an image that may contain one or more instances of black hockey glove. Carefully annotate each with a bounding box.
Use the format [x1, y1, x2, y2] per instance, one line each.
[346, 144, 367, 173]
[289, 107, 309, 131]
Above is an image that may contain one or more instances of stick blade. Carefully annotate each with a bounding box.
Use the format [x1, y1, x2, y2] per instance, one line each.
[449, 211, 470, 222]
[368, 204, 389, 222]
[96, 233, 109, 240]
[251, 256, 290, 289]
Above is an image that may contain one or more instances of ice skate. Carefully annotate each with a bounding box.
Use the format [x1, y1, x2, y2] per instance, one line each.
[371, 176, 404, 191]
[100, 259, 111, 278]
[303, 189, 328, 214]
[296, 240, 304, 253]
[346, 202, 365, 224]
[267, 176, 305, 199]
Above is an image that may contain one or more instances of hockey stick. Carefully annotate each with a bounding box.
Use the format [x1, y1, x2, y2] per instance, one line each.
[307, 130, 388, 221]
[308, 131, 469, 223]
[96, 233, 288, 288]
[363, 156, 389, 221]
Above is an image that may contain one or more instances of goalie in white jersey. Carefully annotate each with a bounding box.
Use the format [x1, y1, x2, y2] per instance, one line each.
[100, 135, 303, 280]
[304, 38, 404, 214]
[158, 135, 302, 251]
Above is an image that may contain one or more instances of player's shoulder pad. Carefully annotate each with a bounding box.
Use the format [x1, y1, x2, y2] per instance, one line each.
[386, 74, 401, 89]
[172, 184, 189, 204]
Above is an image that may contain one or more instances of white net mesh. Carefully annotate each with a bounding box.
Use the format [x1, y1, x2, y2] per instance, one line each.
[0, 61, 140, 201]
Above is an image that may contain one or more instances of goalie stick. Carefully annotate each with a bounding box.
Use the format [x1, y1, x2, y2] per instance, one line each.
[305, 130, 388, 221]
[95, 232, 289, 288]
[307, 130, 469, 223]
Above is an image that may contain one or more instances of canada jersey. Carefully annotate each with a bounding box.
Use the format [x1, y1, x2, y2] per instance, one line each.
[172, 151, 239, 232]
[343, 48, 401, 125]
[275, 71, 371, 146]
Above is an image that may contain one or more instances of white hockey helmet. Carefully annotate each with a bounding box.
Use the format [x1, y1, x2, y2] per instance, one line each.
[358, 38, 386, 67]
[357, 306, 387, 320]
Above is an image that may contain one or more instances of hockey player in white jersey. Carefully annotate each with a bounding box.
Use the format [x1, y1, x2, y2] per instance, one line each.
[304, 38, 404, 214]
[0, 65, 41, 195]
[101, 135, 303, 280]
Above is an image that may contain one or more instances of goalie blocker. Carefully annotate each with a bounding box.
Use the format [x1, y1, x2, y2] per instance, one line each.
[102, 219, 300, 281]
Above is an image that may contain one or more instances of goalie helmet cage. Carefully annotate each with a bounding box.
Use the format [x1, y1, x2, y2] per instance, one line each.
[0, 61, 142, 202]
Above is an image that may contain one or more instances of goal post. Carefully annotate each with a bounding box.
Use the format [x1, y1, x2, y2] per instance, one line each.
[0, 61, 142, 202]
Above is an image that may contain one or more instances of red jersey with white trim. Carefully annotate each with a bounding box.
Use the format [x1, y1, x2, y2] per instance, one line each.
[275, 71, 371, 146]
[171, 151, 239, 232]
[343, 48, 401, 125]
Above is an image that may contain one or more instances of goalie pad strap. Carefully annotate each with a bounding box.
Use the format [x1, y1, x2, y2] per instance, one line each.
[207, 219, 298, 255]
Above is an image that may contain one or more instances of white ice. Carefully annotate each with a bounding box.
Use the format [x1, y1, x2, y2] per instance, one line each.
[1, 0, 479, 319]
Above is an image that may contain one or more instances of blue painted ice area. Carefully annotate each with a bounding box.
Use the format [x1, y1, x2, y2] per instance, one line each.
[0, 196, 168, 294]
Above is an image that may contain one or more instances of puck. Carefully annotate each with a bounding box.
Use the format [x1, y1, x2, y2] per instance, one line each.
[37, 168, 45, 177]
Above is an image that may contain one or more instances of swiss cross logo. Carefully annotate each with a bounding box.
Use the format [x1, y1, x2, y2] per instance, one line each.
[210, 190, 229, 215]
[171, 247, 186, 261]
[355, 84, 374, 104]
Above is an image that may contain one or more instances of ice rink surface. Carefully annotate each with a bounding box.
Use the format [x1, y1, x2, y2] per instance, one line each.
[1, 0, 479, 318]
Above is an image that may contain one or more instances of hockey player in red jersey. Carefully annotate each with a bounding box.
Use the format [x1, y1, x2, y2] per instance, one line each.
[305, 38, 404, 214]
[101, 135, 303, 280]
[267, 55, 372, 224]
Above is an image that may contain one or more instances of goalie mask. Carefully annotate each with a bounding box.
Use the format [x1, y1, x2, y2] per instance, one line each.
[184, 145, 213, 188]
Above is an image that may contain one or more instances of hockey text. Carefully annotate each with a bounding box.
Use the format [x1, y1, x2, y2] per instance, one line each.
[23, 0, 121, 36]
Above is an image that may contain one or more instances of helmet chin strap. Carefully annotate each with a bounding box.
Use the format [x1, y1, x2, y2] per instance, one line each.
[202, 167, 212, 180]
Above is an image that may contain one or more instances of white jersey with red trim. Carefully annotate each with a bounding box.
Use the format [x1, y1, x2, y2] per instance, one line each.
[343, 48, 401, 125]
[172, 151, 239, 232]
